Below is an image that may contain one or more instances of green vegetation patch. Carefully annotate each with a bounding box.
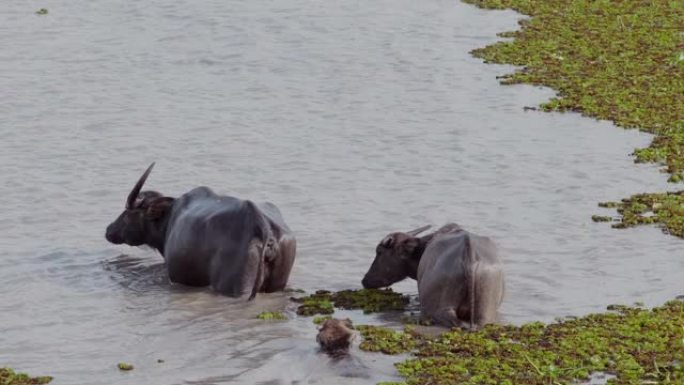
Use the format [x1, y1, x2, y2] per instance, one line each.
[361, 300, 684, 385]
[293, 291, 335, 316]
[0, 368, 52, 385]
[293, 289, 410, 316]
[35, 8, 48, 15]
[256, 311, 287, 321]
[357, 325, 419, 355]
[606, 191, 684, 237]
[117, 363, 134, 371]
[591, 215, 613, 223]
[462, 0, 684, 237]
[313, 315, 333, 325]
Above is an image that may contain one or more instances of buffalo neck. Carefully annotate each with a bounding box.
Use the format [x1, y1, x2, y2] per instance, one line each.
[144, 204, 174, 256]
[406, 236, 429, 280]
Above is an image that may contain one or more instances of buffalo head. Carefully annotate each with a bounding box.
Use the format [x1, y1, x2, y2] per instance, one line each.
[105, 163, 174, 250]
[361, 225, 431, 289]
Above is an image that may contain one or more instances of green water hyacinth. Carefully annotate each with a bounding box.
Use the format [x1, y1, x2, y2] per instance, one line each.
[462, 0, 684, 238]
[358, 300, 684, 385]
[117, 363, 134, 371]
[256, 311, 288, 321]
[0, 368, 52, 385]
[313, 315, 333, 325]
[293, 288, 410, 316]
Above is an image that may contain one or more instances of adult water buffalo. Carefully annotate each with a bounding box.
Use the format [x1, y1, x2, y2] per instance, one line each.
[105, 163, 296, 299]
[362, 223, 504, 329]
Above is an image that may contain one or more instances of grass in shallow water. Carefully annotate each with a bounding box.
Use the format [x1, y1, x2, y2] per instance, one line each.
[359, 300, 684, 385]
[463, 0, 684, 237]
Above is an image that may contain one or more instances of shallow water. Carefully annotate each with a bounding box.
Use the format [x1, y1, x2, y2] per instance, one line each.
[1, 0, 682, 384]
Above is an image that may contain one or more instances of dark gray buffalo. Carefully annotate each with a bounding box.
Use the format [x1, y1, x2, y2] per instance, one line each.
[105, 163, 296, 299]
[362, 223, 504, 329]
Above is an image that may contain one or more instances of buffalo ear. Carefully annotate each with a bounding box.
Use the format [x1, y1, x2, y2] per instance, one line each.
[400, 237, 421, 258]
[146, 197, 174, 220]
[381, 235, 394, 248]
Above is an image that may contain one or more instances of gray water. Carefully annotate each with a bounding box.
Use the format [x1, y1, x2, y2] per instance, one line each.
[1, 0, 682, 384]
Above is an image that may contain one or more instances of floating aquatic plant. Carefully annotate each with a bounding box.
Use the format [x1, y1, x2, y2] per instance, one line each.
[313, 315, 333, 325]
[359, 300, 684, 385]
[357, 325, 419, 355]
[117, 363, 134, 371]
[35, 8, 48, 15]
[0, 368, 52, 385]
[292, 289, 410, 316]
[256, 311, 288, 321]
[462, 0, 684, 238]
[607, 191, 684, 237]
[293, 291, 335, 316]
[591, 215, 612, 223]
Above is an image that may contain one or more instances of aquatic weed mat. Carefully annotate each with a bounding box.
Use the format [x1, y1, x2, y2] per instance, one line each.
[0, 368, 52, 385]
[462, 0, 684, 237]
[359, 300, 684, 385]
[292, 288, 410, 316]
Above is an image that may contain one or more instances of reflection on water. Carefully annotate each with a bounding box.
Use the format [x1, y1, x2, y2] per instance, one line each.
[1, 0, 682, 383]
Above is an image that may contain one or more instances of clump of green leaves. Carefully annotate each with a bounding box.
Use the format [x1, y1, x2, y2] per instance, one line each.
[0, 369, 52, 385]
[293, 291, 335, 316]
[332, 289, 410, 313]
[293, 289, 410, 316]
[357, 325, 419, 355]
[362, 300, 684, 385]
[605, 191, 684, 237]
[313, 315, 333, 325]
[463, 0, 684, 238]
[256, 311, 287, 321]
[35, 8, 48, 15]
[591, 215, 612, 223]
[117, 363, 134, 371]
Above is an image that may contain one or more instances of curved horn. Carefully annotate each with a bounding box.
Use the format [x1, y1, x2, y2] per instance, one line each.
[407, 225, 431, 236]
[126, 162, 155, 209]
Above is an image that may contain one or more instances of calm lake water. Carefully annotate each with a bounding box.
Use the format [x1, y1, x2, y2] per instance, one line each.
[1, 0, 682, 384]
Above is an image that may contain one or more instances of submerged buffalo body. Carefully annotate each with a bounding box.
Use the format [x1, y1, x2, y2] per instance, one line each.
[105, 163, 296, 298]
[362, 224, 504, 328]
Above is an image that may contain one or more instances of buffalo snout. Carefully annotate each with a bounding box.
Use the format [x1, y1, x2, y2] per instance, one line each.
[361, 275, 386, 289]
[361, 276, 371, 289]
[105, 223, 123, 244]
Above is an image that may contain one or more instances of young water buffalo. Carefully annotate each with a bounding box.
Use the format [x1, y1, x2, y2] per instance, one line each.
[316, 318, 355, 356]
[105, 163, 296, 299]
[362, 224, 504, 329]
